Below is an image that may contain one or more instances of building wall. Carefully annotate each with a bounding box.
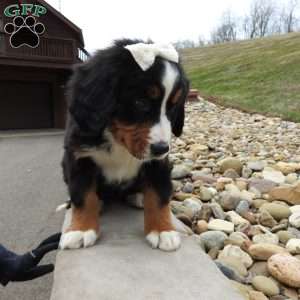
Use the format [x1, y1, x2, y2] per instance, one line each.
[0, 65, 70, 129]
[0, 0, 84, 130]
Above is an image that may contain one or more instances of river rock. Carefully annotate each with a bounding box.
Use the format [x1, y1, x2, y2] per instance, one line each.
[218, 245, 253, 268]
[170, 201, 194, 218]
[252, 275, 279, 296]
[208, 219, 235, 234]
[225, 183, 241, 193]
[224, 168, 240, 179]
[248, 243, 287, 260]
[249, 262, 269, 277]
[194, 203, 212, 221]
[183, 198, 202, 215]
[189, 143, 209, 153]
[217, 256, 248, 277]
[281, 286, 299, 300]
[252, 199, 268, 209]
[242, 166, 253, 178]
[216, 177, 233, 191]
[258, 210, 277, 228]
[174, 192, 194, 201]
[259, 203, 291, 221]
[288, 227, 300, 238]
[198, 230, 227, 251]
[227, 211, 249, 226]
[275, 162, 299, 175]
[248, 291, 269, 300]
[210, 203, 226, 220]
[228, 232, 251, 246]
[219, 191, 241, 211]
[216, 262, 245, 283]
[246, 225, 266, 237]
[208, 247, 219, 260]
[182, 182, 194, 193]
[270, 222, 288, 233]
[248, 179, 277, 193]
[193, 174, 218, 184]
[236, 200, 250, 216]
[290, 205, 300, 214]
[286, 238, 300, 254]
[172, 180, 183, 191]
[171, 164, 191, 179]
[262, 167, 285, 184]
[285, 173, 298, 184]
[219, 158, 243, 175]
[276, 230, 295, 244]
[289, 212, 300, 228]
[268, 296, 287, 300]
[194, 220, 208, 234]
[248, 161, 266, 172]
[199, 186, 214, 201]
[267, 253, 300, 288]
[231, 281, 253, 300]
[252, 233, 279, 245]
[236, 179, 248, 191]
[269, 183, 300, 205]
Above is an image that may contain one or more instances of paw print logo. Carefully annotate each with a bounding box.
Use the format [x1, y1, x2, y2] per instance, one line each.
[4, 16, 45, 48]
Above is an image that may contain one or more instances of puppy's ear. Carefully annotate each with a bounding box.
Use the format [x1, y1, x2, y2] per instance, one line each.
[68, 57, 118, 134]
[171, 78, 189, 137]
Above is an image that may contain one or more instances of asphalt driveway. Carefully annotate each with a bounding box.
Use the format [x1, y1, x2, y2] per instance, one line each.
[0, 134, 66, 300]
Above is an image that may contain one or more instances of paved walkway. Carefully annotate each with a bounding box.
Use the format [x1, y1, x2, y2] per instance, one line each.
[51, 203, 243, 300]
[0, 135, 66, 300]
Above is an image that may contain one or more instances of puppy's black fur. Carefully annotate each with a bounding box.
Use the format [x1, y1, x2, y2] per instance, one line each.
[62, 39, 189, 210]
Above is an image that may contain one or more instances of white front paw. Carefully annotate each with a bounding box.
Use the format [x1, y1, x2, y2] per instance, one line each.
[60, 230, 98, 250]
[146, 231, 181, 251]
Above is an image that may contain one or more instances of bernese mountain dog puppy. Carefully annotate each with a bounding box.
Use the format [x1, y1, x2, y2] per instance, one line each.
[60, 39, 189, 252]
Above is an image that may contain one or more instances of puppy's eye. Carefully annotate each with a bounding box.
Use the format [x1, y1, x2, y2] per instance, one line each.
[134, 99, 151, 112]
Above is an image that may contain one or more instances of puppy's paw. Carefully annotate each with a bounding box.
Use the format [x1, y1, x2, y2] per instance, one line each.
[60, 229, 98, 250]
[159, 231, 181, 251]
[146, 230, 181, 251]
[146, 231, 160, 248]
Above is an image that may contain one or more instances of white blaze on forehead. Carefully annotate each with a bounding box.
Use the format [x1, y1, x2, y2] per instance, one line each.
[125, 43, 179, 71]
[149, 61, 178, 148]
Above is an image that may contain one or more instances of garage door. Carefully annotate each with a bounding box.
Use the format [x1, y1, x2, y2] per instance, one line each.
[0, 81, 53, 130]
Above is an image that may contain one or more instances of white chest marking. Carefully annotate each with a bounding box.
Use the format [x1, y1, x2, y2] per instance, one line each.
[76, 132, 142, 184]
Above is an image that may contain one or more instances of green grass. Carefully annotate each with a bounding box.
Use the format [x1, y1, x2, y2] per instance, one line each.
[181, 33, 300, 122]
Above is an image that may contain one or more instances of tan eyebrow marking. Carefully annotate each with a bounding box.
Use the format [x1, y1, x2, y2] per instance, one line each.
[170, 88, 182, 104]
[147, 85, 161, 99]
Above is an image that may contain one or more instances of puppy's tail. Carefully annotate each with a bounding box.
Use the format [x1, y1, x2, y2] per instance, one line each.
[56, 200, 71, 212]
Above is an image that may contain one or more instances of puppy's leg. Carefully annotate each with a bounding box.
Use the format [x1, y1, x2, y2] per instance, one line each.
[60, 156, 101, 250]
[142, 160, 181, 251]
[144, 188, 180, 251]
[60, 191, 101, 249]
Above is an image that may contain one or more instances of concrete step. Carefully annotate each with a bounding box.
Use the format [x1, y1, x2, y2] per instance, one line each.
[51, 203, 243, 300]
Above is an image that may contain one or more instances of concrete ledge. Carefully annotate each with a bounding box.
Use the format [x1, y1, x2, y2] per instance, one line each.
[51, 203, 243, 300]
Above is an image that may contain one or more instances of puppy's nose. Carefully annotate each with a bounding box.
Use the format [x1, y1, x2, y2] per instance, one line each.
[151, 142, 169, 156]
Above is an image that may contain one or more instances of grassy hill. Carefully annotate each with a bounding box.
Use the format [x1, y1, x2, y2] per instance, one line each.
[181, 33, 300, 122]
